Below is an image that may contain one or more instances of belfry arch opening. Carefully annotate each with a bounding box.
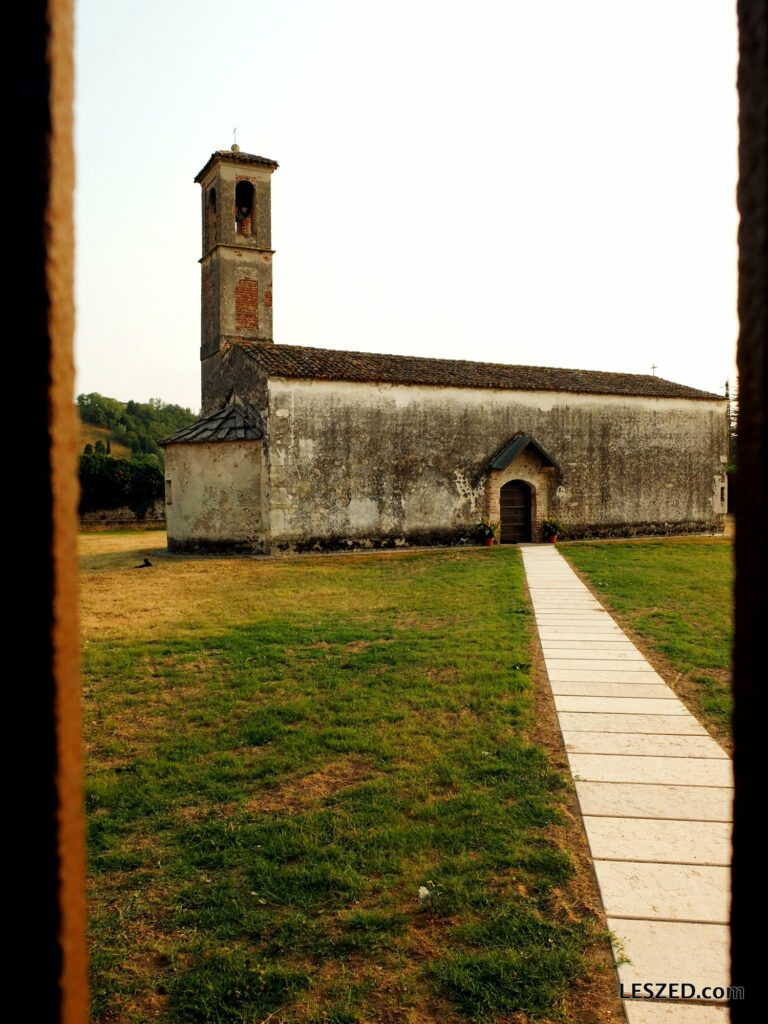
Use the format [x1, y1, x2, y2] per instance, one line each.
[499, 479, 533, 543]
[235, 180, 254, 236]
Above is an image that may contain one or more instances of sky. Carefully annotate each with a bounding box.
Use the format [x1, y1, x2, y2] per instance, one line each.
[75, 0, 739, 412]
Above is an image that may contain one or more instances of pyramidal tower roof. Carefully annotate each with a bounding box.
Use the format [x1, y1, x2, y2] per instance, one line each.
[194, 148, 279, 183]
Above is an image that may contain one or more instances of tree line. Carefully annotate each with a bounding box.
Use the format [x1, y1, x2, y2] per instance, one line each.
[78, 392, 197, 517]
[77, 392, 196, 459]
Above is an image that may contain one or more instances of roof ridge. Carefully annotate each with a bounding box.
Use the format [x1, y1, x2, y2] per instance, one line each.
[235, 342, 722, 401]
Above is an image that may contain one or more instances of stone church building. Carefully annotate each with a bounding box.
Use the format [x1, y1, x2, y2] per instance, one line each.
[161, 148, 728, 554]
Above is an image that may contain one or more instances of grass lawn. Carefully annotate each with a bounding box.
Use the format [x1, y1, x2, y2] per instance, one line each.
[560, 537, 733, 739]
[81, 533, 613, 1024]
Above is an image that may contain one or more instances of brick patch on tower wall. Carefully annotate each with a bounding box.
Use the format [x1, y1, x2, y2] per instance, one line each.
[235, 277, 258, 331]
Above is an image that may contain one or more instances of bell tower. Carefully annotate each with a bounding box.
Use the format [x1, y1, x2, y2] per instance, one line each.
[194, 147, 279, 372]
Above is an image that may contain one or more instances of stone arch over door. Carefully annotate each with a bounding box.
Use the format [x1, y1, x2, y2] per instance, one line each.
[500, 480, 532, 543]
[485, 434, 558, 542]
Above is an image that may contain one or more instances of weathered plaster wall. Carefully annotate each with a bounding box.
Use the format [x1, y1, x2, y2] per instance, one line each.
[265, 379, 728, 549]
[164, 440, 267, 552]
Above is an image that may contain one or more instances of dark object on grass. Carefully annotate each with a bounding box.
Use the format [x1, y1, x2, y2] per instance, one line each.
[134, 558, 152, 569]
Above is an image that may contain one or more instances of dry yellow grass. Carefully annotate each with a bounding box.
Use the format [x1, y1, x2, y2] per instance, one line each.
[80, 423, 132, 459]
[79, 531, 443, 640]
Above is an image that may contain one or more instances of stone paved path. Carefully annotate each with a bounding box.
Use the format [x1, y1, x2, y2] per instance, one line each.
[521, 545, 733, 1024]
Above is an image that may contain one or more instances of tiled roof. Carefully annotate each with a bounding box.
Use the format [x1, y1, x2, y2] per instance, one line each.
[194, 150, 279, 183]
[160, 395, 264, 445]
[237, 343, 722, 401]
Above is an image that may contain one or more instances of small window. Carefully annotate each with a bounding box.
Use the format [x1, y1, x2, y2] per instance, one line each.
[165, 479, 173, 506]
[235, 180, 254, 236]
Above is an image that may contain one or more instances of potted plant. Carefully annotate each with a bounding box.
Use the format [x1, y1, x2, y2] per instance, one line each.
[476, 518, 501, 546]
[541, 517, 564, 543]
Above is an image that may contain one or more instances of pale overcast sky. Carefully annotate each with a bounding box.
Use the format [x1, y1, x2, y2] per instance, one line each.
[75, 0, 739, 412]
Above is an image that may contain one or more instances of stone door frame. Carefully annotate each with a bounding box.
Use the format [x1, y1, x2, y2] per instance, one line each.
[498, 478, 534, 543]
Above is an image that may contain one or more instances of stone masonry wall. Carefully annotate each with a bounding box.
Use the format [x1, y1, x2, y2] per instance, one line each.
[80, 500, 165, 528]
[265, 379, 728, 550]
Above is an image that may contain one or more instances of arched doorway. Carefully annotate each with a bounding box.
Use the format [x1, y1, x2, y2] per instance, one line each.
[500, 480, 532, 543]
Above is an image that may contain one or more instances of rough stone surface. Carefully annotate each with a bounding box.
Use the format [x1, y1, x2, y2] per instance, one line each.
[609, 919, 731, 996]
[594, 860, 731, 922]
[80, 499, 165, 526]
[562, 732, 728, 757]
[575, 782, 733, 821]
[560, 713, 708, 734]
[551, 682, 673, 698]
[198, 364, 727, 553]
[566, 753, 733, 786]
[583, 817, 732, 864]
[624, 1003, 730, 1022]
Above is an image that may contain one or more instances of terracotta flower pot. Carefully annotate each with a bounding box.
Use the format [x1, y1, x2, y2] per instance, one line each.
[485, 537, 494, 547]
[547, 534, 558, 543]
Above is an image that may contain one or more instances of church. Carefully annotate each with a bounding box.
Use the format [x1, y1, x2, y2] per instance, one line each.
[161, 148, 728, 554]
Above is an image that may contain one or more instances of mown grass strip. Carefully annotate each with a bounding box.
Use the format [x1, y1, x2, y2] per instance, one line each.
[83, 540, 606, 1023]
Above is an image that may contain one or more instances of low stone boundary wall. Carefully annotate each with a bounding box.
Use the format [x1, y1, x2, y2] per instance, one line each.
[80, 500, 166, 530]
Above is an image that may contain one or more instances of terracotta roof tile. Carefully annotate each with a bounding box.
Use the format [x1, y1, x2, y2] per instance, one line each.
[237, 343, 722, 401]
[194, 150, 279, 183]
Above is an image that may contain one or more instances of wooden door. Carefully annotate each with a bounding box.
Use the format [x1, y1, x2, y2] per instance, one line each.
[500, 480, 531, 543]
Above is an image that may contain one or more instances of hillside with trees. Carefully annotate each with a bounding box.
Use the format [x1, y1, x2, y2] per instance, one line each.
[77, 393, 197, 462]
[78, 393, 197, 519]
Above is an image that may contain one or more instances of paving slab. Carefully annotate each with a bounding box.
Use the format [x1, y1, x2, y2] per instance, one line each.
[533, 612, 609, 619]
[542, 639, 642, 649]
[562, 732, 729, 758]
[534, 612, 617, 619]
[595, 861, 730, 922]
[607, 918, 731, 995]
[552, 682, 673, 698]
[583, 817, 732, 865]
[544, 659, 659, 675]
[543, 647, 647, 660]
[567, 753, 733, 787]
[522, 547, 733, 1022]
[537, 631, 625, 638]
[575, 782, 733, 821]
[549, 667, 669, 682]
[533, 602, 607, 606]
[559, 713, 708, 735]
[554, 696, 690, 715]
[536, 622, 626, 630]
[537, 621, 613, 627]
[624, 1003, 730, 1022]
